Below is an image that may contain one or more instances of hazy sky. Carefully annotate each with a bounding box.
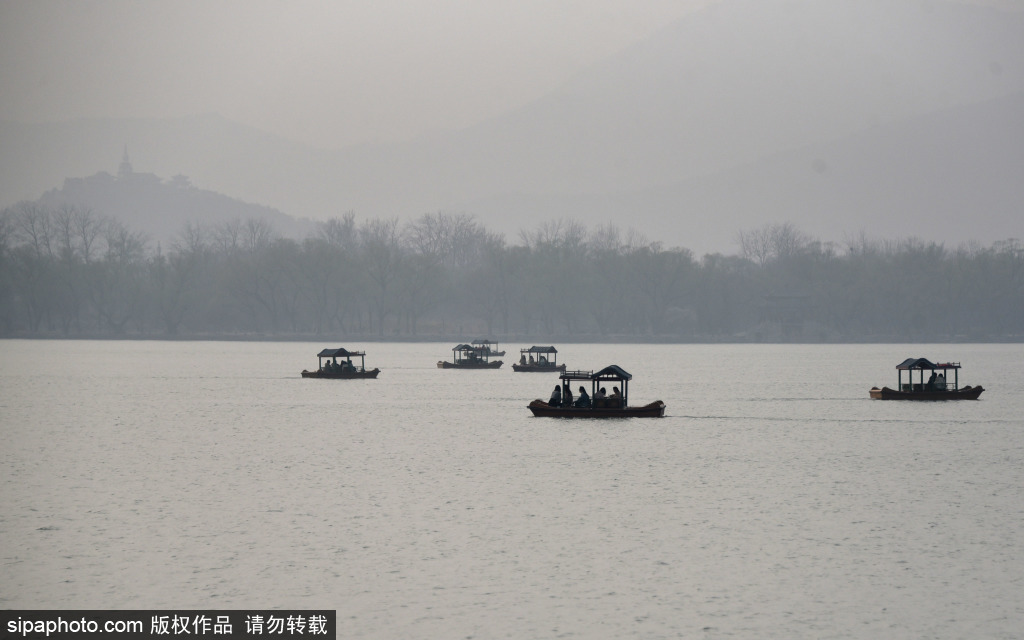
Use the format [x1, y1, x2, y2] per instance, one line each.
[1, 0, 1019, 151]
[0, 0, 719, 149]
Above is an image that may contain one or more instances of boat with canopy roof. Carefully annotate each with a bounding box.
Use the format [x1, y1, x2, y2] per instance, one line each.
[301, 347, 380, 379]
[869, 358, 983, 400]
[437, 343, 504, 369]
[471, 339, 505, 357]
[528, 365, 665, 417]
[512, 346, 567, 373]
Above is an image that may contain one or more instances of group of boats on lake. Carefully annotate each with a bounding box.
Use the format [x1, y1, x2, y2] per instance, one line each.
[302, 343, 986, 418]
[434, 341, 568, 373]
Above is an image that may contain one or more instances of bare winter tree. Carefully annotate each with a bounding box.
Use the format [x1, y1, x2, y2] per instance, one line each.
[405, 211, 490, 269]
[736, 225, 774, 267]
[12, 202, 55, 259]
[317, 212, 357, 249]
[0, 207, 14, 260]
[519, 218, 589, 258]
[737, 222, 812, 266]
[213, 219, 243, 256]
[770, 222, 811, 260]
[359, 217, 404, 335]
[243, 218, 275, 253]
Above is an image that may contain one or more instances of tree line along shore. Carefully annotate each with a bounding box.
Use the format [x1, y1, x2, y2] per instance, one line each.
[2, 205, 1022, 342]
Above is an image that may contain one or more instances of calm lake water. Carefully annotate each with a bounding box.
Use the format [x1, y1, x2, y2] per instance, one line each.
[2, 340, 1022, 639]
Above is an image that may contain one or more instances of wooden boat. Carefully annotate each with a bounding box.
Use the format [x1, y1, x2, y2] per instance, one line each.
[472, 339, 505, 357]
[528, 398, 666, 418]
[512, 346, 567, 373]
[869, 358, 983, 400]
[437, 343, 503, 369]
[528, 365, 666, 418]
[301, 347, 380, 379]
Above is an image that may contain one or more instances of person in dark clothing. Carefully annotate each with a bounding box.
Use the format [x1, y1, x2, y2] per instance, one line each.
[562, 384, 573, 407]
[549, 385, 562, 407]
[575, 386, 591, 408]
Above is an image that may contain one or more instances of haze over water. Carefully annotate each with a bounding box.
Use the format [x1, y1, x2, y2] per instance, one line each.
[2, 340, 1022, 639]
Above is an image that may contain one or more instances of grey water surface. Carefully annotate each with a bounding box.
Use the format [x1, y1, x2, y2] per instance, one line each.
[2, 341, 1021, 639]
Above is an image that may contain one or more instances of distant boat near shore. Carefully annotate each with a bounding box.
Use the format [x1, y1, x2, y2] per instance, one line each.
[472, 339, 505, 357]
[438, 343, 503, 369]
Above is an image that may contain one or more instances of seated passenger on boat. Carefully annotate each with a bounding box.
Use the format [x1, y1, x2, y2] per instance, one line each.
[574, 386, 591, 408]
[609, 386, 624, 408]
[549, 385, 562, 407]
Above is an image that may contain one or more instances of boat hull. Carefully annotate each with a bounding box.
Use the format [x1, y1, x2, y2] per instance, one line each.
[512, 363, 567, 373]
[437, 360, 503, 369]
[528, 399, 666, 418]
[869, 385, 984, 400]
[301, 369, 380, 379]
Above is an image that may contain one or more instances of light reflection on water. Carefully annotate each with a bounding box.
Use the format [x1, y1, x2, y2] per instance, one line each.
[1, 340, 1022, 639]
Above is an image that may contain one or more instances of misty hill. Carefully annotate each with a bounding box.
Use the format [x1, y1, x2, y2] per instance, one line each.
[34, 153, 315, 247]
[0, 113, 331, 221]
[3, 0, 1024, 253]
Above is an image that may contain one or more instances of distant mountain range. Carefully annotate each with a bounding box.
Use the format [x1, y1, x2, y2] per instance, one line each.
[2, 0, 1023, 253]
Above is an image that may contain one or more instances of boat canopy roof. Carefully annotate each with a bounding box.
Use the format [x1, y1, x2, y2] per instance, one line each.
[560, 364, 632, 382]
[317, 348, 365, 358]
[593, 365, 632, 381]
[521, 346, 557, 354]
[896, 358, 961, 371]
[472, 339, 497, 346]
[453, 343, 486, 351]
